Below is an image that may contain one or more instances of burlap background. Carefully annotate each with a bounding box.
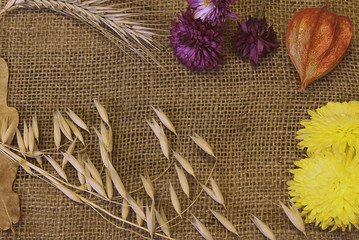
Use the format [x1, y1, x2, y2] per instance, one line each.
[0, 0, 358, 239]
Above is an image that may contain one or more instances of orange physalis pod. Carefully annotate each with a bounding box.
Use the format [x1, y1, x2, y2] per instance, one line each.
[286, 2, 353, 90]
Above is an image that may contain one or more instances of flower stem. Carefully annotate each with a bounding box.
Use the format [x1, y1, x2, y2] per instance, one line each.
[257, 0, 266, 19]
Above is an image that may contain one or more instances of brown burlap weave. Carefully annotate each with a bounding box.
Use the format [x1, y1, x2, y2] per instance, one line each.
[0, 0, 358, 239]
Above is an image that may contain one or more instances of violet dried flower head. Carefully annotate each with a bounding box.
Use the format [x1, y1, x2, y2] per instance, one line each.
[233, 16, 279, 65]
[170, 10, 223, 70]
[188, 0, 237, 26]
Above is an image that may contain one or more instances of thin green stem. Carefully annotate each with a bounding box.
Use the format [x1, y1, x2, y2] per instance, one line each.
[257, 0, 266, 19]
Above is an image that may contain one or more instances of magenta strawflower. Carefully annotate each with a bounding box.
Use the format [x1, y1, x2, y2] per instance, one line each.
[233, 16, 279, 65]
[188, 0, 237, 26]
[169, 10, 223, 70]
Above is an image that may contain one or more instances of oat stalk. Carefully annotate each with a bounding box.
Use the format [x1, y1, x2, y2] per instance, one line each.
[0, 105, 225, 239]
[0, 144, 174, 240]
[1, 0, 161, 63]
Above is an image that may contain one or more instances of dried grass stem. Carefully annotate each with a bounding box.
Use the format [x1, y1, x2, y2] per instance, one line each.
[2, 0, 160, 62]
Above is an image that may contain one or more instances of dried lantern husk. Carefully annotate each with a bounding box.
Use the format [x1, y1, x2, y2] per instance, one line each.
[286, 4, 353, 90]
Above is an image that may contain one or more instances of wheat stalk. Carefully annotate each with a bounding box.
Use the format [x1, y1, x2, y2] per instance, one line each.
[0, 0, 161, 63]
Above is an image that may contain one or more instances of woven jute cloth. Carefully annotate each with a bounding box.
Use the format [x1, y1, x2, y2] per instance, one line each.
[0, 0, 358, 239]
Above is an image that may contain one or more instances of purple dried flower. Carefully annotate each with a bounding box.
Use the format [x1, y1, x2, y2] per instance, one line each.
[188, 0, 237, 26]
[170, 10, 223, 70]
[233, 16, 279, 65]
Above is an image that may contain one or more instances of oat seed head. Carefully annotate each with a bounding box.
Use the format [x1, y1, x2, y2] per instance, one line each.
[128, 195, 146, 221]
[100, 121, 111, 152]
[147, 118, 170, 160]
[83, 157, 103, 186]
[84, 167, 93, 192]
[173, 151, 195, 177]
[56, 111, 73, 141]
[62, 139, 77, 169]
[16, 128, 26, 154]
[122, 198, 130, 220]
[32, 142, 43, 167]
[108, 163, 128, 200]
[279, 201, 306, 236]
[27, 151, 43, 158]
[140, 174, 155, 201]
[66, 118, 85, 145]
[44, 155, 68, 182]
[191, 214, 214, 240]
[209, 209, 239, 236]
[159, 207, 169, 223]
[250, 215, 276, 240]
[66, 108, 90, 133]
[78, 172, 86, 186]
[32, 114, 39, 141]
[62, 152, 86, 176]
[190, 133, 216, 158]
[135, 196, 145, 225]
[93, 99, 109, 125]
[151, 106, 177, 135]
[108, 125, 113, 153]
[174, 163, 190, 198]
[105, 169, 113, 200]
[200, 183, 218, 205]
[53, 181, 82, 203]
[210, 177, 225, 207]
[146, 201, 156, 238]
[34, 155, 43, 167]
[93, 127, 104, 144]
[56, 184, 82, 203]
[159, 133, 170, 160]
[169, 181, 181, 217]
[53, 113, 61, 150]
[147, 118, 162, 139]
[155, 207, 170, 237]
[99, 142, 111, 169]
[28, 125, 35, 153]
[23, 120, 29, 149]
[85, 174, 108, 198]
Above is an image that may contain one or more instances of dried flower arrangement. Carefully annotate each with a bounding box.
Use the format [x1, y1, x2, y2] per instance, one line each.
[0, 0, 357, 238]
[0, 56, 311, 239]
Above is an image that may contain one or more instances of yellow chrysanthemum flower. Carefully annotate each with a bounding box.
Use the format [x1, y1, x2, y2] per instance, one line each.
[288, 149, 359, 231]
[296, 101, 359, 156]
